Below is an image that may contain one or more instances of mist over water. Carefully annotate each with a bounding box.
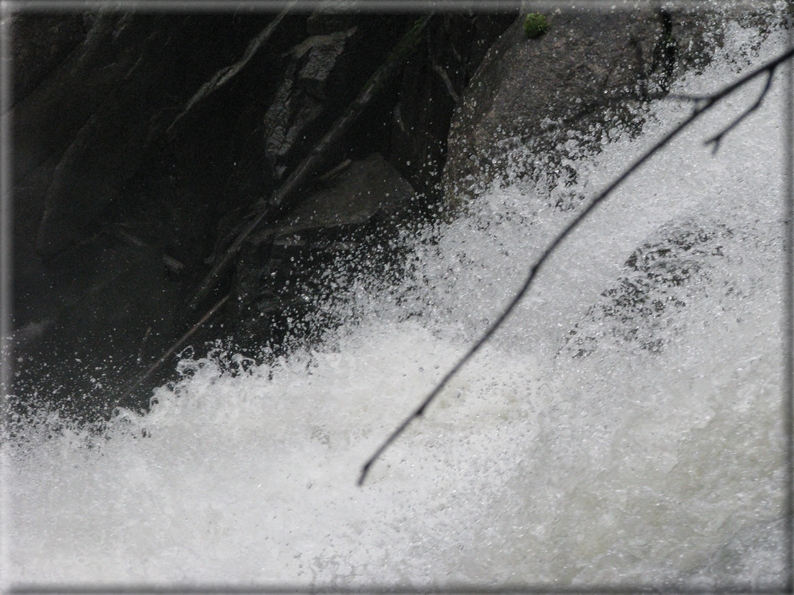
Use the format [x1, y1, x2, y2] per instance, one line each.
[4, 19, 789, 586]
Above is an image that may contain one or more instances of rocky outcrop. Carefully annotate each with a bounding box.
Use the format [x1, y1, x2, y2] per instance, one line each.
[9, 10, 514, 418]
[442, 8, 670, 210]
[10, 4, 778, 420]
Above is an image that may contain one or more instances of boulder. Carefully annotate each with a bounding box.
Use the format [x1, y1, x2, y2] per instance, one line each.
[442, 8, 669, 209]
[389, 12, 516, 201]
[253, 152, 415, 240]
[440, 5, 768, 211]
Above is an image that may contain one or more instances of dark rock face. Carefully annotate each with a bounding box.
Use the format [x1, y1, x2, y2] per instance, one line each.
[262, 26, 359, 180]
[254, 153, 415, 238]
[9, 13, 87, 106]
[22, 14, 275, 258]
[229, 153, 416, 350]
[389, 13, 516, 201]
[14, 14, 159, 184]
[9, 9, 513, 419]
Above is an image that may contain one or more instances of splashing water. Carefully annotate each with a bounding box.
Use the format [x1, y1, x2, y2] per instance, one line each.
[4, 19, 789, 587]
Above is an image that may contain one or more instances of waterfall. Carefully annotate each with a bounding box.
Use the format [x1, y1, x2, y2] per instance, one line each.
[4, 17, 789, 587]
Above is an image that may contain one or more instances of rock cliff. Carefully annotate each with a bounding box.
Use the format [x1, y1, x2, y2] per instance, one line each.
[7, 4, 772, 419]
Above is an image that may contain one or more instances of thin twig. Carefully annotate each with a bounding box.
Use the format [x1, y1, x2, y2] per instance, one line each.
[166, 2, 295, 136]
[136, 326, 152, 364]
[358, 44, 794, 487]
[319, 158, 353, 182]
[115, 294, 230, 410]
[431, 58, 461, 104]
[665, 92, 711, 103]
[705, 67, 776, 154]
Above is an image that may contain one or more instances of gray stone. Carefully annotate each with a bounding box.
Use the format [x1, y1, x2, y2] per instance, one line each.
[252, 152, 415, 242]
[262, 27, 358, 178]
[10, 13, 87, 107]
[389, 12, 515, 201]
[296, 29, 357, 98]
[442, 8, 668, 209]
[12, 13, 148, 182]
[440, 6, 772, 211]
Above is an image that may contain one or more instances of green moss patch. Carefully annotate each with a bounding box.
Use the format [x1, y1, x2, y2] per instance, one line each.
[523, 13, 549, 39]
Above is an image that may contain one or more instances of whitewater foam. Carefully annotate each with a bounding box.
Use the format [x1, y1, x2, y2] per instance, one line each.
[4, 15, 790, 587]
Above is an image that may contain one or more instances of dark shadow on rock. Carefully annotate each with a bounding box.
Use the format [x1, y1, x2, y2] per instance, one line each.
[9, 12, 88, 107]
[8, 9, 516, 422]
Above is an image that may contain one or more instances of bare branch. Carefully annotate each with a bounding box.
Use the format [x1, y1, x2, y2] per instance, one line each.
[705, 67, 776, 154]
[664, 92, 711, 103]
[358, 45, 794, 487]
[166, 2, 295, 136]
[114, 293, 230, 411]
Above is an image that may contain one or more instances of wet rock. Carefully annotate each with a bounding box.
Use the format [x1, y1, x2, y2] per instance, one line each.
[440, 6, 776, 212]
[296, 29, 357, 98]
[442, 8, 668, 210]
[36, 29, 165, 257]
[229, 153, 415, 346]
[12, 13, 155, 183]
[389, 12, 515, 202]
[263, 27, 359, 180]
[11, 12, 290, 417]
[254, 152, 414, 239]
[561, 218, 733, 359]
[8, 9, 514, 418]
[16, 13, 280, 259]
[13, 240, 182, 420]
[306, 9, 358, 37]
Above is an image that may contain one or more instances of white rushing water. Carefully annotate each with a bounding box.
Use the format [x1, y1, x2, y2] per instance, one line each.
[3, 16, 790, 587]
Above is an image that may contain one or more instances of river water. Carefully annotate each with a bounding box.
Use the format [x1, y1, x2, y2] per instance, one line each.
[3, 15, 790, 588]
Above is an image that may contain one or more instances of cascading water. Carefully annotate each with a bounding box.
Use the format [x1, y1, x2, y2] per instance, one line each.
[3, 16, 790, 587]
